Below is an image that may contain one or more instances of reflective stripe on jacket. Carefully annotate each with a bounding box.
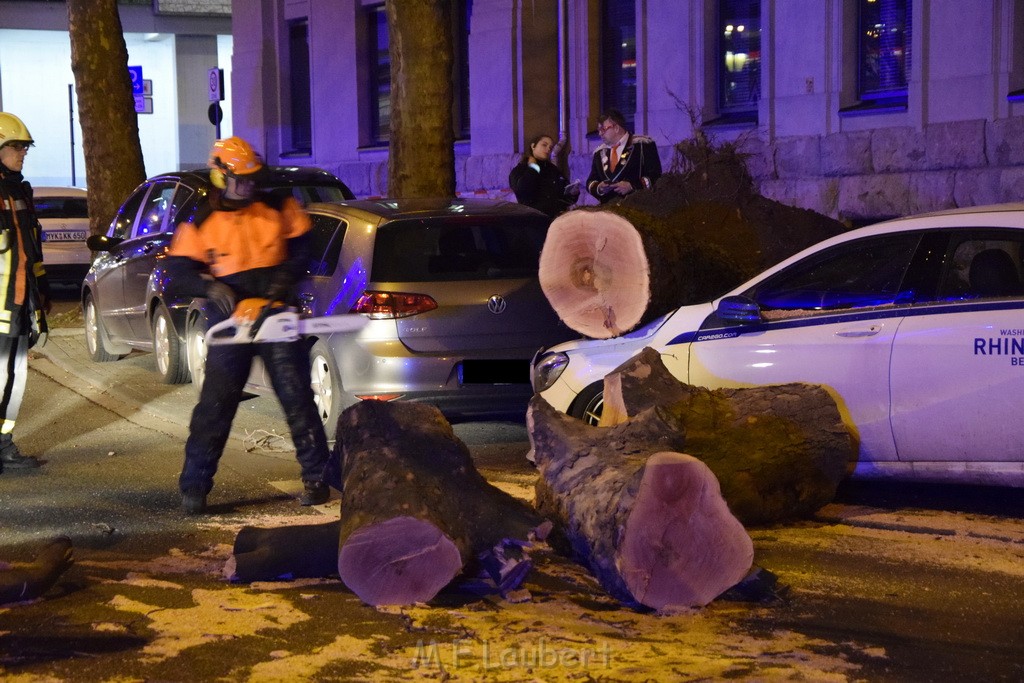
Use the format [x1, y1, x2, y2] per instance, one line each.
[0, 170, 48, 339]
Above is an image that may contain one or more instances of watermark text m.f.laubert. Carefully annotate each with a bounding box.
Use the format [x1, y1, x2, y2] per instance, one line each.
[411, 637, 612, 671]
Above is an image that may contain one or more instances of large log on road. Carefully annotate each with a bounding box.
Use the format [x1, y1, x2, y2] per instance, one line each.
[600, 347, 855, 524]
[337, 400, 546, 606]
[527, 397, 753, 609]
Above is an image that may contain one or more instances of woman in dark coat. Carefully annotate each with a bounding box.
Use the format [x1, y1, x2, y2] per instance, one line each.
[509, 134, 579, 218]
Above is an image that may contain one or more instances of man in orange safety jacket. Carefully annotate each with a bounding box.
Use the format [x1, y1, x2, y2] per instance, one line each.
[165, 136, 331, 515]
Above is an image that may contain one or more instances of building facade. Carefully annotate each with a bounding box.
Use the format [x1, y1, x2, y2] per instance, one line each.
[0, 0, 231, 186]
[232, 0, 1024, 222]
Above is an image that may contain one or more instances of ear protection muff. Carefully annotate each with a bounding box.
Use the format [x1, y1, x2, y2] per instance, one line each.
[210, 155, 229, 189]
[210, 167, 227, 189]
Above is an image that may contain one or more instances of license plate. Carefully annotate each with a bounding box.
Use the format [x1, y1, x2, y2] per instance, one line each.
[460, 359, 531, 384]
[43, 230, 88, 242]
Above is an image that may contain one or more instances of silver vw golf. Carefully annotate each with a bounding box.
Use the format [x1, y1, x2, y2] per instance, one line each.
[194, 198, 574, 435]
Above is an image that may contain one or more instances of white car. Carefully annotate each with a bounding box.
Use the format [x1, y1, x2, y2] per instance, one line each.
[533, 203, 1024, 487]
[33, 186, 90, 286]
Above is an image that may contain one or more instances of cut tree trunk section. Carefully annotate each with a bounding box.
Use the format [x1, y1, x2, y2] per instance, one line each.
[599, 347, 855, 524]
[227, 521, 341, 583]
[538, 210, 652, 338]
[226, 401, 546, 602]
[528, 396, 753, 609]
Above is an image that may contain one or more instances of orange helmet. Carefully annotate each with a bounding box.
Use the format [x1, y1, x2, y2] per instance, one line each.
[208, 136, 263, 188]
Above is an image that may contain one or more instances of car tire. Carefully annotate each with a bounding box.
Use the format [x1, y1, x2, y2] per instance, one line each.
[152, 305, 189, 384]
[568, 381, 604, 426]
[83, 292, 122, 362]
[185, 312, 208, 396]
[309, 340, 344, 440]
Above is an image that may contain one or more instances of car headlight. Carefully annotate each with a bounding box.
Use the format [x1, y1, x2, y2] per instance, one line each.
[532, 351, 569, 392]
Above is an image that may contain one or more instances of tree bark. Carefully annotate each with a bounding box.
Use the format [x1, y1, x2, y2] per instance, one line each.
[386, 0, 455, 198]
[227, 521, 341, 583]
[528, 397, 753, 609]
[599, 347, 855, 524]
[337, 400, 544, 606]
[67, 0, 147, 236]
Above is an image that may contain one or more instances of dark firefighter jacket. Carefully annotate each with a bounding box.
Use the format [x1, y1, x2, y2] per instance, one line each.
[0, 164, 49, 342]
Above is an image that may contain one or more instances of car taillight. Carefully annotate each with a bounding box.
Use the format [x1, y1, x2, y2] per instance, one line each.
[349, 291, 438, 319]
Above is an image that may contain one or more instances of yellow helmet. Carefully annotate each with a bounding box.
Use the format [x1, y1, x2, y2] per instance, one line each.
[0, 112, 34, 148]
[208, 136, 263, 188]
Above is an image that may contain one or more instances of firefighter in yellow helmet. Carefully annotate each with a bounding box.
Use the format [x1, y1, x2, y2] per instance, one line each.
[0, 113, 49, 473]
[165, 136, 331, 514]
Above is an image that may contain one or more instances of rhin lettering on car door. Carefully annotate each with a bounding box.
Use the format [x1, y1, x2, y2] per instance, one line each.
[974, 328, 1024, 365]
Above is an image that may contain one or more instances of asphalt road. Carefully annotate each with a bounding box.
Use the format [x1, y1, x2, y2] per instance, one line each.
[0, 296, 1021, 682]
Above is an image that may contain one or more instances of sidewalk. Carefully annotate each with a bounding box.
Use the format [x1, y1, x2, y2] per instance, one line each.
[30, 327, 297, 459]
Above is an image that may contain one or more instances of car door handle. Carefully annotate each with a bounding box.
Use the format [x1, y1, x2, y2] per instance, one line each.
[835, 325, 881, 338]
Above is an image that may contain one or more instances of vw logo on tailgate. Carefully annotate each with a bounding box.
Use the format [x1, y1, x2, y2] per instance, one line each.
[487, 295, 507, 314]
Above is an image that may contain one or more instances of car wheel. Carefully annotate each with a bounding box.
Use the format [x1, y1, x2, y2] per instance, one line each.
[569, 381, 604, 426]
[186, 313, 208, 396]
[83, 293, 122, 362]
[152, 305, 189, 384]
[309, 340, 343, 439]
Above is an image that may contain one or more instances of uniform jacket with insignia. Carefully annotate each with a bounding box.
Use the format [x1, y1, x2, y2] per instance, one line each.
[586, 133, 662, 204]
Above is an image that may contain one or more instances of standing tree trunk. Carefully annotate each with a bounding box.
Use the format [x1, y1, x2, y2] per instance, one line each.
[67, 0, 146, 236]
[386, 0, 455, 198]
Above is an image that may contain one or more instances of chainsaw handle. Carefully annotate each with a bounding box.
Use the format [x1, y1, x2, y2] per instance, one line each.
[205, 316, 252, 345]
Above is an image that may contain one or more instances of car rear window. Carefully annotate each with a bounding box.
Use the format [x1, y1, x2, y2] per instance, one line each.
[371, 215, 550, 282]
[265, 184, 352, 205]
[33, 197, 88, 219]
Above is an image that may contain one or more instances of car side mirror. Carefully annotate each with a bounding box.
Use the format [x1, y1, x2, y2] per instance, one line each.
[86, 234, 122, 252]
[717, 295, 762, 323]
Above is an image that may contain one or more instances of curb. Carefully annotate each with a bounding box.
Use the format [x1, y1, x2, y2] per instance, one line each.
[30, 327, 295, 459]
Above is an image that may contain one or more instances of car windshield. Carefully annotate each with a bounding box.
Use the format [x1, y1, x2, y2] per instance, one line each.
[371, 215, 550, 282]
[34, 197, 88, 219]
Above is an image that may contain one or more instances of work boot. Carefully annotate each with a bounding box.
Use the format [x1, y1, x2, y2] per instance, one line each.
[0, 436, 41, 469]
[181, 489, 208, 515]
[299, 481, 330, 506]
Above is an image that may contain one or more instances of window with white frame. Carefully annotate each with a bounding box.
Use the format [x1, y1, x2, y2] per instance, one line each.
[857, 0, 911, 107]
[717, 0, 760, 122]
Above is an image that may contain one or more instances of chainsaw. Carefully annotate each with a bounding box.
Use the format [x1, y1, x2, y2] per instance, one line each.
[205, 305, 369, 345]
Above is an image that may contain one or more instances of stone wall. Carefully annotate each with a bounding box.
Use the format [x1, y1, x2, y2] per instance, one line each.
[754, 117, 1024, 223]
[154, 0, 231, 16]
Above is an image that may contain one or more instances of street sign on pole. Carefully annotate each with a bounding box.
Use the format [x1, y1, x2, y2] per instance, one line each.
[128, 65, 144, 95]
[208, 68, 224, 102]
